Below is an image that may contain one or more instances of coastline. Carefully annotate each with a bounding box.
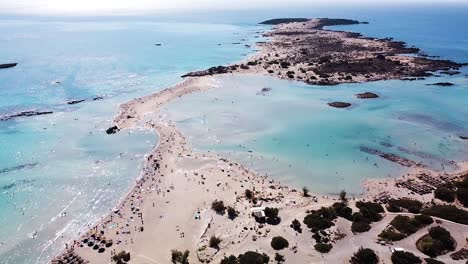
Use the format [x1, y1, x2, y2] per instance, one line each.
[52, 18, 468, 264]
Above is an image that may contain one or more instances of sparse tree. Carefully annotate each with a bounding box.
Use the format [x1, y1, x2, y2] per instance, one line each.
[274, 253, 285, 264]
[171, 249, 190, 264]
[302, 186, 310, 197]
[227, 206, 238, 220]
[339, 190, 347, 203]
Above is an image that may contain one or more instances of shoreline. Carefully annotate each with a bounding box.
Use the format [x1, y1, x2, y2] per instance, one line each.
[52, 18, 468, 264]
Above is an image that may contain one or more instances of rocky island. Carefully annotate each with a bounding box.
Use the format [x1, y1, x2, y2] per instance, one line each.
[182, 18, 463, 86]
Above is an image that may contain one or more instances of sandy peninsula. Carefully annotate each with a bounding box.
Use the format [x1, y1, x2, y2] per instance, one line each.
[52, 18, 468, 264]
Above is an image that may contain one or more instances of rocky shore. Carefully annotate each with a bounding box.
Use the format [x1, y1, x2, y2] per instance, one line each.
[182, 18, 463, 86]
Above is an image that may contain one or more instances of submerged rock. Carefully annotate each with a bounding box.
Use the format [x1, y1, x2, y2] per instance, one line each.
[106, 126, 119, 135]
[67, 99, 86, 105]
[356, 92, 379, 99]
[0, 63, 17, 69]
[328, 102, 351, 108]
[426, 82, 455, 86]
[0, 111, 53, 121]
[460, 136, 468, 140]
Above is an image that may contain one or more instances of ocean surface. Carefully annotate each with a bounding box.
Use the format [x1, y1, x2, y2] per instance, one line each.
[0, 5, 467, 264]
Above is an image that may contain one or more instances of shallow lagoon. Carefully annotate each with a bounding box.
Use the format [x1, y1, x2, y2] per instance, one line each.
[163, 72, 468, 194]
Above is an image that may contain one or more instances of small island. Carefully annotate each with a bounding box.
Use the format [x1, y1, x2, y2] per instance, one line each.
[328, 102, 352, 108]
[356, 92, 379, 99]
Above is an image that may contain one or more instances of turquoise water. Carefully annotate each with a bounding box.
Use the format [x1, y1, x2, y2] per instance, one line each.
[0, 19, 265, 263]
[163, 72, 468, 194]
[0, 5, 467, 264]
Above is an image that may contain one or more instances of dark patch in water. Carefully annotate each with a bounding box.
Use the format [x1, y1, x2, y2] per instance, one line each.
[397, 113, 463, 132]
[359, 146, 423, 167]
[0, 162, 38, 174]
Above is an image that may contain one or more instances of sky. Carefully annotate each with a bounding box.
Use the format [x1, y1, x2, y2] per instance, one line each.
[0, 0, 467, 15]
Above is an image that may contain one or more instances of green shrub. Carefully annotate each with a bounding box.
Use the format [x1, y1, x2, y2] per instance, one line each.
[265, 207, 281, 225]
[424, 258, 444, 264]
[211, 200, 225, 214]
[333, 202, 353, 221]
[434, 187, 455, 203]
[274, 253, 285, 264]
[378, 229, 407, 241]
[209, 235, 222, 249]
[271, 236, 289, 250]
[418, 226, 455, 257]
[351, 221, 371, 233]
[349, 247, 379, 264]
[220, 255, 238, 264]
[390, 215, 422, 235]
[290, 219, 302, 233]
[456, 186, 468, 207]
[422, 205, 468, 225]
[356, 201, 384, 213]
[171, 249, 190, 264]
[391, 251, 421, 264]
[414, 214, 433, 225]
[227, 206, 238, 220]
[238, 251, 270, 264]
[388, 198, 423, 213]
[314, 243, 333, 253]
[303, 207, 336, 231]
[112, 251, 131, 264]
[245, 189, 253, 200]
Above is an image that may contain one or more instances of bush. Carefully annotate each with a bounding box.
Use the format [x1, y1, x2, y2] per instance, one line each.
[238, 251, 270, 264]
[391, 251, 421, 264]
[220, 255, 238, 264]
[424, 258, 444, 264]
[112, 251, 131, 264]
[434, 187, 455, 203]
[349, 247, 379, 264]
[356, 201, 384, 213]
[271, 236, 289, 250]
[378, 229, 407, 241]
[303, 207, 336, 232]
[209, 235, 222, 249]
[351, 221, 371, 233]
[456, 186, 468, 207]
[333, 202, 353, 221]
[245, 189, 253, 200]
[211, 200, 225, 214]
[314, 243, 333, 253]
[414, 214, 433, 225]
[171, 249, 190, 264]
[274, 253, 285, 264]
[264, 207, 281, 225]
[227, 206, 238, 220]
[388, 198, 423, 214]
[390, 215, 422, 235]
[290, 219, 302, 233]
[302, 186, 310, 197]
[422, 205, 468, 225]
[418, 226, 455, 257]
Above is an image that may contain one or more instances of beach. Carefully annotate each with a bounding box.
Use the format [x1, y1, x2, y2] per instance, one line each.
[54, 75, 468, 264]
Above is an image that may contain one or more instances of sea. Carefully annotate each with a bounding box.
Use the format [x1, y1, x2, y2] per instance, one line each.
[0, 4, 467, 263]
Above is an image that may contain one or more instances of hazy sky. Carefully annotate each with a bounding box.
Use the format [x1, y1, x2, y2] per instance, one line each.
[1, 0, 467, 15]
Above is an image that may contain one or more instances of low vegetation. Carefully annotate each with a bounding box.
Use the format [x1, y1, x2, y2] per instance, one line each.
[264, 207, 281, 225]
[227, 206, 238, 220]
[391, 251, 421, 264]
[290, 219, 302, 233]
[270, 236, 289, 250]
[303, 207, 337, 232]
[379, 214, 434, 242]
[209, 235, 222, 249]
[421, 204, 468, 225]
[349, 247, 379, 264]
[171, 249, 190, 264]
[417, 226, 455, 257]
[221, 251, 270, 264]
[211, 200, 225, 215]
[386, 198, 423, 213]
[274, 253, 285, 264]
[314, 243, 333, 253]
[351, 201, 384, 233]
[424, 258, 445, 264]
[112, 251, 131, 264]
